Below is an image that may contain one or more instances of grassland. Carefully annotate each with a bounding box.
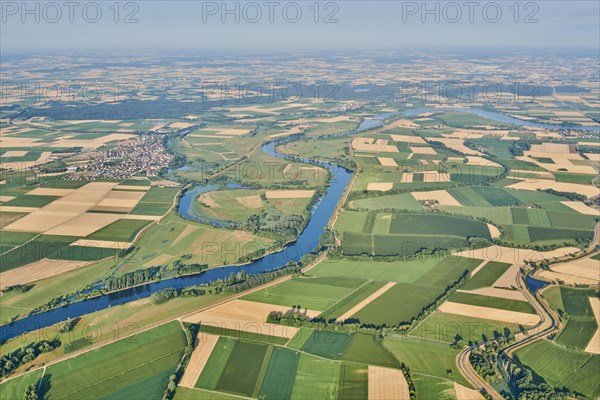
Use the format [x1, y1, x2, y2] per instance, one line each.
[258, 347, 301, 399]
[86, 219, 152, 242]
[515, 340, 600, 399]
[411, 311, 524, 344]
[242, 276, 365, 311]
[0, 369, 44, 400]
[347, 257, 480, 326]
[339, 363, 368, 400]
[43, 321, 186, 400]
[291, 354, 342, 400]
[448, 292, 536, 314]
[384, 336, 470, 386]
[460, 261, 513, 290]
[553, 287, 598, 349]
[215, 340, 268, 397]
[341, 333, 398, 368]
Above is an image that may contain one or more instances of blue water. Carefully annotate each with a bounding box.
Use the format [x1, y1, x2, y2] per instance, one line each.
[403, 107, 600, 131]
[525, 274, 549, 292]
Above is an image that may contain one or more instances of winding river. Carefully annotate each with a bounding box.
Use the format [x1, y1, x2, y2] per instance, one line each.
[1, 107, 597, 342]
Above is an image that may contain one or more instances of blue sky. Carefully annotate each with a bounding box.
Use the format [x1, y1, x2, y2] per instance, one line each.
[1, 1, 599, 52]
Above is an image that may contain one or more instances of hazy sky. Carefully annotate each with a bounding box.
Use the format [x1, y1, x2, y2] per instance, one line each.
[1, 1, 599, 53]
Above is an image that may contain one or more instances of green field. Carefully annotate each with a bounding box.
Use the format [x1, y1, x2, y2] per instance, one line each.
[448, 292, 536, 314]
[515, 340, 600, 399]
[0, 369, 44, 400]
[384, 336, 470, 386]
[85, 219, 152, 242]
[412, 375, 456, 400]
[351, 257, 480, 326]
[216, 340, 268, 397]
[350, 193, 424, 211]
[3, 195, 60, 207]
[242, 276, 364, 311]
[258, 347, 301, 399]
[412, 311, 524, 344]
[300, 331, 354, 359]
[196, 337, 236, 390]
[44, 321, 186, 400]
[130, 187, 179, 216]
[291, 354, 342, 400]
[553, 287, 598, 349]
[339, 363, 368, 400]
[310, 257, 441, 283]
[388, 213, 491, 239]
[341, 333, 398, 368]
[460, 261, 512, 290]
[320, 280, 388, 320]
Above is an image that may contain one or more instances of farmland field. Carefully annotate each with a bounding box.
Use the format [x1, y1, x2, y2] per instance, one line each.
[300, 331, 354, 359]
[341, 333, 398, 368]
[242, 276, 364, 310]
[460, 261, 513, 290]
[85, 219, 152, 242]
[448, 292, 536, 314]
[384, 336, 470, 386]
[215, 340, 268, 397]
[291, 354, 342, 400]
[515, 340, 600, 399]
[43, 321, 186, 400]
[258, 347, 301, 399]
[339, 363, 369, 400]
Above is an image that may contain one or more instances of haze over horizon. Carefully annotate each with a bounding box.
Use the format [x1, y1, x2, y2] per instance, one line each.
[2, 1, 599, 53]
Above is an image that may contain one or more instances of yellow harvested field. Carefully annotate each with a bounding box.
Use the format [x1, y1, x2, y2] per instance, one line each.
[2, 150, 28, 157]
[0, 206, 38, 213]
[0, 258, 92, 289]
[378, 157, 398, 167]
[95, 190, 145, 212]
[466, 156, 503, 169]
[438, 302, 540, 325]
[560, 201, 599, 216]
[26, 187, 75, 196]
[458, 287, 527, 302]
[411, 190, 461, 206]
[530, 143, 575, 154]
[389, 134, 426, 144]
[352, 137, 399, 153]
[506, 179, 599, 198]
[455, 245, 581, 267]
[182, 299, 319, 338]
[536, 270, 598, 286]
[435, 138, 485, 156]
[470, 260, 490, 277]
[265, 190, 314, 199]
[409, 146, 437, 155]
[550, 256, 599, 284]
[454, 382, 485, 400]
[0, 196, 16, 202]
[179, 334, 220, 388]
[585, 297, 600, 354]
[367, 182, 394, 192]
[401, 173, 414, 183]
[45, 212, 121, 236]
[169, 122, 196, 129]
[492, 263, 521, 288]
[367, 365, 409, 400]
[488, 224, 501, 239]
[70, 239, 132, 248]
[422, 171, 451, 183]
[584, 153, 600, 163]
[338, 282, 396, 322]
[3, 182, 117, 232]
[312, 116, 353, 123]
[236, 195, 263, 209]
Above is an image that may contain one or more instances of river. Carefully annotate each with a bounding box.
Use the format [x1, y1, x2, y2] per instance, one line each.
[1, 107, 596, 341]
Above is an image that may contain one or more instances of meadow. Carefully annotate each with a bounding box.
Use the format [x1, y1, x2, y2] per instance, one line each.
[43, 321, 186, 400]
[515, 340, 600, 399]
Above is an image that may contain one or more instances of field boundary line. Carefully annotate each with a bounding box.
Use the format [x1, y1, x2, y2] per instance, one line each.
[318, 279, 374, 317]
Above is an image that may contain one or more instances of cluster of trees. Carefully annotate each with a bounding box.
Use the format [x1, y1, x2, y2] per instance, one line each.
[398, 363, 417, 399]
[150, 287, 209, 305]
[0, 284, 34, 294]
[221, 264, 301, 294]
[0, 339, 60, 377]
[539, 188, 588, 203]
[266, 305, 311, 326]
[104, 260, 208, 292]
[63, 337, 93, 354]
[24, 384, 39, 400]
